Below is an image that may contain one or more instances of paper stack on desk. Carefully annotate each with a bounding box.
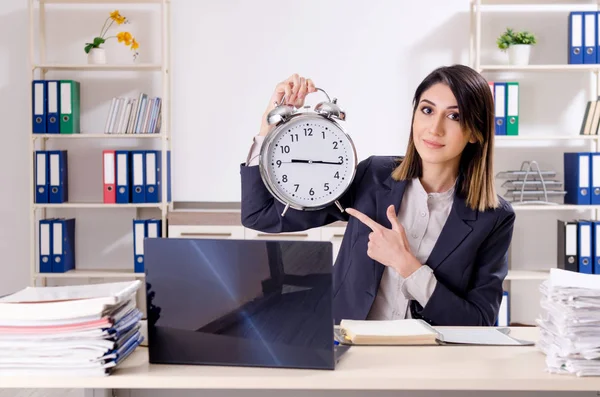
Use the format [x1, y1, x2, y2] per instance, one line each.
[536, 268, 600, 377]
[0, 280, 144, 377]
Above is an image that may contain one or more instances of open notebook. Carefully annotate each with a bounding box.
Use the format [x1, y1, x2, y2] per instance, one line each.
[337, 319, 534, 346]
[338, 319, 441, 345]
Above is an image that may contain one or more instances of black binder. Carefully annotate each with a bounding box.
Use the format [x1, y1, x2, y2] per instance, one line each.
[557, 219, 578, 272]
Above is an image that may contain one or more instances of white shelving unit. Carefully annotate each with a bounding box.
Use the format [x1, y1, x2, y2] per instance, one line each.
[470, 0, 600, 322]
[28, 0, 171, 285]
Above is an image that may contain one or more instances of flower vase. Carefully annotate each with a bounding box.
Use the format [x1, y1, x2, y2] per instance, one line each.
[88, 48, 107, 65]
[508, 44, 531, 66]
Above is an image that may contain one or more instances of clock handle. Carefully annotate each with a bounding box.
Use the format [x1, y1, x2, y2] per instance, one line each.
[276, 87, 332, 106]
[334, 200, 345, 213]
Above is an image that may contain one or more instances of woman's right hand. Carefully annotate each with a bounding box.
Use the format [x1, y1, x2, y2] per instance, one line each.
[259, 73, 317, 136]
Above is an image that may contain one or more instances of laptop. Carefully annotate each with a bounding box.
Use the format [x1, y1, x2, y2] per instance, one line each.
[143, 237, 350, 370]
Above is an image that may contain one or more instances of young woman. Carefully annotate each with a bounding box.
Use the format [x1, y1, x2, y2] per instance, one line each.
[240, 65, 515, 326]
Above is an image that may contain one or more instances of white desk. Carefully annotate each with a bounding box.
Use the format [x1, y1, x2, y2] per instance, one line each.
[2, 327, 599, 391]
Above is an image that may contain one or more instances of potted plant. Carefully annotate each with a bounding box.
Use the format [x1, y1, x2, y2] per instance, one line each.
[84, 10, 140, 64]
[497, 28, 537, 66]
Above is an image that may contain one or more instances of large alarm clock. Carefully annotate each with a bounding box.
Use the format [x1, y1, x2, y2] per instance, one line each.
[259, 88, 358, 217]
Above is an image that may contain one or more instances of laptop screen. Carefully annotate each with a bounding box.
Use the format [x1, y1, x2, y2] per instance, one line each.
[143, 238, 335, 370]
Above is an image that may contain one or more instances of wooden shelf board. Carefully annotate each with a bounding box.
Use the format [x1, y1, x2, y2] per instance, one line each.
[33, 63, 162, 72]
[35, 269, 144, 278]
[34, 203, 162, 209]
[32, 133, 165, 139]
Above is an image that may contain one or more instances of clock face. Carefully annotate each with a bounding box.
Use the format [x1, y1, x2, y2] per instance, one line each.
[261, 115, 357, 209]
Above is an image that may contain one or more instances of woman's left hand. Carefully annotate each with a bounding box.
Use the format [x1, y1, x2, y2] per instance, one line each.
[346, 205, 422, 278]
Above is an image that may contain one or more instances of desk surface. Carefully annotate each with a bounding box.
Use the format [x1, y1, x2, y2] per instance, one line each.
[2, 327, 600, 391]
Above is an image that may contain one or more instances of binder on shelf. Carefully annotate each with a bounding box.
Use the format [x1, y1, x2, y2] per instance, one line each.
[39, 219, 53, 273]
[569, 11, 584, 64]
[495, 291, 509, 327]
[133, 219, 162, 273]
[103, 150, 116, 204]
[506, 82, 519, 136]
[578, 220, 593, 274]
[584, 11, 597, 64]
[145, 150, 160, 203]
[133, 219, 146, 273]
[580, 100, 599, 135]
[46, 80, 60, 134]
[35, 151, 48, 203]
[52, 218, 76, 273]
[594, 221, 600, 274]
[592, 153, 600, 204]
[131, 151, 145, 203]
[557, 219, 579, 272]
[494, 82, 506, 136]
[59, 80, 80, 134]
[116, 150, 131, 204]
[563, 152, 590, 205]
[32, 80, 46, 134]
[48, 150, 68, 204]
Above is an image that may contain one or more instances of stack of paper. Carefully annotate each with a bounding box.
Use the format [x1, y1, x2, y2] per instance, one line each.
[0, 280, 143, 376]
[536, 268, 600, 377]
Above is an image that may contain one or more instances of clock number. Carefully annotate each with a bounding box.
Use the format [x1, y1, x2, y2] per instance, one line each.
[338, 156, 344, 164]
[291, 134, 299, 142]
[304, 128, 313, 136]
[322, 131, 326, 139]
[276, 160, 282, 168]
[281, 145, 290, 154]
[294, 184, 299, 192]
[324, 183, 329, 191]
[282, 175, 288, 183]
[332, 141, 338, 149]
[309, 188, 315, 196]
[334, 171, 339, 179]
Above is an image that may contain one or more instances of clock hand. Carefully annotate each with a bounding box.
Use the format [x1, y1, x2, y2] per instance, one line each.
[290, 159, 343, 165]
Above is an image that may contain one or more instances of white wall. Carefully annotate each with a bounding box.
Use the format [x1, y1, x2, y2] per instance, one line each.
[170, 0, 472, 203]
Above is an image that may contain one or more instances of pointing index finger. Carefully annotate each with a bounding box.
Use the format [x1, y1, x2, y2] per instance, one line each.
[346, 208, 382, 231]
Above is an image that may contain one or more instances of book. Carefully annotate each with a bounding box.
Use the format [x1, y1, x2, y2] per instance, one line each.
[338, 319, 441, 345]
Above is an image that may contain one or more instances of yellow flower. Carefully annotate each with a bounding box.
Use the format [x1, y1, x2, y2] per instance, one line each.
[117, 31, 133, 45]
[110, 10, 126, 25]
[130, 38, 139, 51]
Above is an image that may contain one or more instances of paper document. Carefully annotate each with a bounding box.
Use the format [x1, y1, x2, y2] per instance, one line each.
[437, 327, 534, 346]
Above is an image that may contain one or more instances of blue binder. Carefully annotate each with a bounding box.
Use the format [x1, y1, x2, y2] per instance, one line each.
[570, 12, 584, 64]
[493, 83, 506, 135]
[145, 150, 161, 203]
[116, 150, 131, 204]
[584, 12, 597, 64]
[131, 151, 146, 203]
[52, 218, 76, 273]
[564, 152, 591, 205]
[39, 219, 53, 273]
[48, 150, 68, 203]
[594, 221, 600, 274]
[46, 80, 61, 134]
[35, 151, 49, 203]
[133, 219, 146, 273]
[592, 153, 600, 204]
[32, 80, 47, 134]
[578, 220, 593, 274]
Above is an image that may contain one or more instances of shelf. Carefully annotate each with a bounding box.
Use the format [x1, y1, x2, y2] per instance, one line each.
[33, 64, 162, 72]
[32, 133, 165, 140]
[506, 270, 549, 281]
[34, 203, 162, 209]
[495, 135, 598, 141]
[39, 0, 165, 4]
[34, 269, 144, 279]
[510, 204, 600, 210]
[480, 64, 600, 72]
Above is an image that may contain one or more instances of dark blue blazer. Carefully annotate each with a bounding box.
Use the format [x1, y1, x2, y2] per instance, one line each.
[240, 155, 516, 326]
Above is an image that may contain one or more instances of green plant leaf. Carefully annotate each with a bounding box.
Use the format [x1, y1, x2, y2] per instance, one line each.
[84, 44, 94, 53]
[497, 27, 536, 50]
[93, 37, 105, 46]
